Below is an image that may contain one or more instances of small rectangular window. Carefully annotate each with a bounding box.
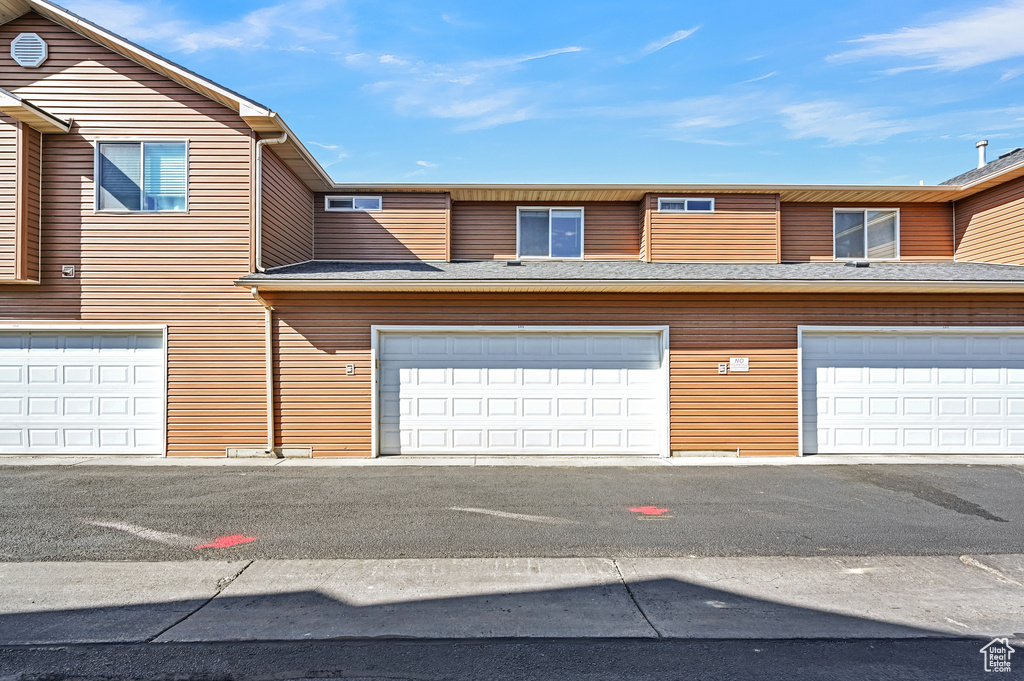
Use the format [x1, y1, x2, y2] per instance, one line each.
[517, 207, 584, 259]
[657, 197, 715, 213]
[325, 195, 382, 211]
[97, 141, 187, 212]
[834, 209, 899, 260]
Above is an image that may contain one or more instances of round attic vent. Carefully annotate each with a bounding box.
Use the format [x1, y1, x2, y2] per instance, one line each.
[11, 33, 48, 68]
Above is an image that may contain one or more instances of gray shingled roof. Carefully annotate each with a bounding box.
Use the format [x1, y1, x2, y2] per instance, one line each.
[240, 260, 1024, 282]
[941, 147, 1024, 186]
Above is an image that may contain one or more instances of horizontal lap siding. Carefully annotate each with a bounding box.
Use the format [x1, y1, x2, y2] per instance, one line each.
[22, 125, 40, 281]
[261, 148, 313, 268]
[0, 13, 265, 456]
[0, 115, 15, 278]
[314, 193, 447, 261]
[264, 292, 1024, 458]
[781, 202, 954, 261]
[648, 194, 777, 262]
[451, 202, 640, 260]
[955, 176, 1024, 265]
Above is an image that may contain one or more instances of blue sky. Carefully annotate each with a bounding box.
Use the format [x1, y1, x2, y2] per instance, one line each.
[62, 0, 1024, 184]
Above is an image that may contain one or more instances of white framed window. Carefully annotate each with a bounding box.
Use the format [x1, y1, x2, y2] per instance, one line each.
[517, 207, 584, 259]
[833, 208, 900, 261]
[325, 195, 382, 212]
[657, 197, 715, 213]
[96, 141, 188, 212]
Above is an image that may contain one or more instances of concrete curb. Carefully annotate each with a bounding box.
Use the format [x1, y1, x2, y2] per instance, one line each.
[3, 454, 1024, 467]
[1, 555, 1022, 644]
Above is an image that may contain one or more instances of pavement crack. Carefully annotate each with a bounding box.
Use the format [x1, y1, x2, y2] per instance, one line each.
[144, 560, 254, 643]
[960, 555, 1024, 588]
[611, 558, 663, 639]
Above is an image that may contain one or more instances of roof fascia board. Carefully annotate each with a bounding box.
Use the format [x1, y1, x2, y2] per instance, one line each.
[0, 87, 70, 132]
[248, 113, 335, 191]
[237, 279, 1024, 294]
[956, 159, 1024, 193]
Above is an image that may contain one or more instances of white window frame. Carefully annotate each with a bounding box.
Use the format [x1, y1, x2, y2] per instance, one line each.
[324, 195, 383, 212]
[832, 208, 900, 261]
[515, 206, 585, 260]
[93, 139, 190, 214]
[657, 197, 715, 213]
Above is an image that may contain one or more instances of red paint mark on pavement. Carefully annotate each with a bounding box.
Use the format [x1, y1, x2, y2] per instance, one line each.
[630, 506, 670, 516]
[194, 535, 258, 550]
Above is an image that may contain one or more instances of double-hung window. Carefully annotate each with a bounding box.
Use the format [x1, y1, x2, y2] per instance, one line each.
[833, 209, 899, 260]
[97, 141, 188, 212]
[517, 207, 584, 259]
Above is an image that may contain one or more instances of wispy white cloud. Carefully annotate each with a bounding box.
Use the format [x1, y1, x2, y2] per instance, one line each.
[468, 46, 585, 69]
[62, 0, 345, 53]
[780, 101, 913, 145]
[416, 160, 439, 167]
[738, 71, 778, 84]
[352, 45, 583, 130]
[379, 54, 410, 66]
[830, 1, 1024, 71]
[309, 141, 341, 150]
[639, 28, 699, 57]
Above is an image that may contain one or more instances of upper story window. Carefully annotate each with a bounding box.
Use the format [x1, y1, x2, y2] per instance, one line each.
[517, 207, 584, 259]
[97, 141, 187, 212]
[834, 209, 899, 260]
[657, 197, 715, 213]
[325, 195, 382, 211]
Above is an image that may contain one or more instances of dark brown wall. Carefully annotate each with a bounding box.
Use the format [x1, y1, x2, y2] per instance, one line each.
[781, 202, 954, 261]
[451, 201, 639, 260]
[261, 147, 313, 269]
[314, 192, 448, 261]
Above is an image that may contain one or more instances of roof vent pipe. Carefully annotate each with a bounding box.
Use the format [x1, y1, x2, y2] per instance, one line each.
[977, 140, 989, 168]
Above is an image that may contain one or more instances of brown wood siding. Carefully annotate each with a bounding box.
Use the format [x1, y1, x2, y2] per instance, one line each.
[0, 115, 15, 278]
[638, 195, 649, 262]
[647, 194, 778, 262]
[263, 291, 1024, 458]
[781, 202, 954, 261]
[21, 124, 41, 282]
[954, 175, 1024, 265]
[261, 147, 313, 268]
[0, 13, 266, 456]
[451, 202, 640, 260]
[314, 193, 447, 261]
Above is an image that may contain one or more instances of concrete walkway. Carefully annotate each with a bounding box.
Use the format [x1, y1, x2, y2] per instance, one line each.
[2, 555, 1022, 644]
[3, 454, 1024, 467]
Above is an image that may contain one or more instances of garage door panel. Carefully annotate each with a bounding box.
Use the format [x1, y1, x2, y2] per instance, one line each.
[0, 330, 165, 455]
[379, 330, 666, 456]
[804, 331, 1024, 454]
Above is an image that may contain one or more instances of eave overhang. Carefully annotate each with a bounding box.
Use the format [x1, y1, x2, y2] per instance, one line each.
[238, 279, 1024, 294]
[0, 87, 70, 133]
[322, 183, 966, 204]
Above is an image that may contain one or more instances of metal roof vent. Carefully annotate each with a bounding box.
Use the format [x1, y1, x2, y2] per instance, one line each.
[11, 33, 47, 68]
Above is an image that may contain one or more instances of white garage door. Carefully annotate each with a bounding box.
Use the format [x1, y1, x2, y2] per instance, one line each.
[0, 330, 165, 455]
[377, 329, 668, 455]
[802, 330, 1024, 454]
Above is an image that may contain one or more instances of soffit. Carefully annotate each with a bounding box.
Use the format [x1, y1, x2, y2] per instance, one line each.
[325, 184, 964, 203]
